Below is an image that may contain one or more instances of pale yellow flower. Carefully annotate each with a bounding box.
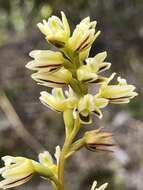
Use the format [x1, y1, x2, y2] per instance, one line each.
[40, 88, 77, 112]
[26, 50, 66, 72]
[68, 17, 100, 52]
[76, 94, 108, 124]
[32, 68, 72, 88]
[0, 156, 34, 189]
[99, 73, 138, 104]
[37, 11, 70, 47]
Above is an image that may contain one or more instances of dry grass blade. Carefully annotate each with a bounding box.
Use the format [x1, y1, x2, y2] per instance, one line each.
[0, 89, 45, 153]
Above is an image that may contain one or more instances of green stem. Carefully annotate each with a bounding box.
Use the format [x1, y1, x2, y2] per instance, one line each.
[51, 177, 62, 190]
[58, 117, 80, 190]
[66, 138, 85, 158]
[32, 161, 62, 190]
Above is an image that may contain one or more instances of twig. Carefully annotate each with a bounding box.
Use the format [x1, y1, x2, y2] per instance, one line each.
[0, 89, 45, 154]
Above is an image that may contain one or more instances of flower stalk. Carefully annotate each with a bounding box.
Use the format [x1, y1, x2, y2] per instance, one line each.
[58, 117, 80, 189]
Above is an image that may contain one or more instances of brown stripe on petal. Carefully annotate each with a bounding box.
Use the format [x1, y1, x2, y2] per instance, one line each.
[48, 39, 65, 48]
[90, 143, 116, 147]
[75, 35, 90, 52]
[94, 145, 116, 152]
[62, 52, 72, 62]
[4, 173, 33, 188]
[48, 67, 60, 72]
[82, 78, 95, 83]
[85, 144, 115, 152]
[35, 64, 61, 69]
[36, 78, 65, 85]
[98, 65, 108, 72]
[93, 110, 101, 117]
[78, 42, 90, 52]
[108, 95, 132, 100]
[90, 77, 106, 84]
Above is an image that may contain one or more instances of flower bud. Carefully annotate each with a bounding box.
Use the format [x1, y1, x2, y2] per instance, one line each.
[32, 68, 72, 88]
[68, 17, 100, 52]
[39, 151, 53, 167]
[37, 11, 70, 48]
[26, 50, 66, 72]
[84, 127, 115, 152]
[38, 151, 57, 174]
[100, 73, 138, 104]
[38, 147, 61, 175]
[0, 156, 35, 189]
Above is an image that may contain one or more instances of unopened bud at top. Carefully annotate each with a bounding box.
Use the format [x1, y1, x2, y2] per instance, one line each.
[67, 17, 100, 53]
[37, 11, 70, 48]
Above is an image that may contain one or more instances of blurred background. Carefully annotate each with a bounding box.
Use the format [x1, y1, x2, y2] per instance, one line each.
[0, 0, 143, 189]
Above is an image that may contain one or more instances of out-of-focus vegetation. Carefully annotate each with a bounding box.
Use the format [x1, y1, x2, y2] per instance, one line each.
[0, 0, 143, 190]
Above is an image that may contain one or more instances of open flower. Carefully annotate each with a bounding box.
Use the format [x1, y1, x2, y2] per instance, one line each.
[40, 88, 77, 112]
[26, 50, 66, 73]
[99, 73, 138, 104]
[91, 181, 108, 190]
[77, 52, 111, 83]
[0, 156, 35, 189]
[68, 17, 100, 53]
[37, 11, 70, 48]
[84, 127, 115, 152]
[32, 68, 72, 88]
[76, 94, 108, 124]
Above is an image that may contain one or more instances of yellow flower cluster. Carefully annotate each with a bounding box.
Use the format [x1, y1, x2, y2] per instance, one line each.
[26, 11, 137, 124]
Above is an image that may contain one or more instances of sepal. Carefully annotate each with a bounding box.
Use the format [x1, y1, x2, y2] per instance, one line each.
[99, 73, 138, 104]
[26, 50, 66, 72]
[32, 68, 72, 88]
[68, 17, 100, 53]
